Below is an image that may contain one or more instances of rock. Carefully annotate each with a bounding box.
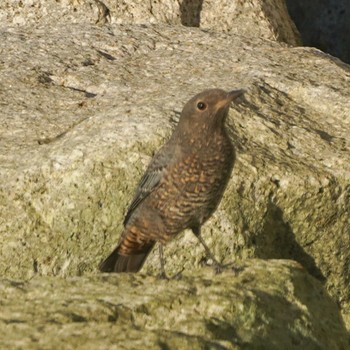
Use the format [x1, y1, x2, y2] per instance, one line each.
[0, 260, 348, 349]
[1, 21, 350, 326]
[200, 0, 301, 45]
[286, 0, 350, 64]
[1, 0, 350, 336]
[0, 0, 300, 45]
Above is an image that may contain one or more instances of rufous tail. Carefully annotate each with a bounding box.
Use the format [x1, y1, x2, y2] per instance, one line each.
[99, 230, 155, 273]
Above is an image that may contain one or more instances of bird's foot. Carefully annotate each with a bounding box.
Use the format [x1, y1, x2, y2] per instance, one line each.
[205, 259, 244, 275]
[171, 267, 185, 280]
[157, 271, 169, 280]
[222, 262, 245, 275]
[157, 268, 184, 280]
[212, 261, 225, 274]
[200, 257, 224, 273]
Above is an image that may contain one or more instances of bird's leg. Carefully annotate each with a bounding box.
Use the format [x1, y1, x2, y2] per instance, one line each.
[191, 226, 223, 273]
[192, 226, 244, 275]
[157, 243, 168, 279]
[157, 243, 184, 280]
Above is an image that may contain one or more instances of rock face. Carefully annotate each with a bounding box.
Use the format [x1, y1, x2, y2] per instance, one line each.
[1, 0, 350, 344]
[286, 0, 350, 64]
[1, 260, 349, 350]
[199, 0, 301, 45]
[0, 0, 301, 44]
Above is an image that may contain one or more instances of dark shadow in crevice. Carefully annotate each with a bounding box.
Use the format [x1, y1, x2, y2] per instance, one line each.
[254, 196, 325, 282]
[179, 0, 204, 27]
[285, 0, 350, 64]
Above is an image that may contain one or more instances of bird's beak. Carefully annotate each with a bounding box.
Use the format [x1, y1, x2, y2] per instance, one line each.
[215, 89, 245, 110]
[227, 89, 245, 102]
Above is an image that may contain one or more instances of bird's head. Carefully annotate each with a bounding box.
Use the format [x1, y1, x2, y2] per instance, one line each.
[177, 88, 245, 137]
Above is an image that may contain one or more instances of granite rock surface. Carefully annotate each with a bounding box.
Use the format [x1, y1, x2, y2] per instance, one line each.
[1, 0, 349, 345]
[1, 260, 348, 350]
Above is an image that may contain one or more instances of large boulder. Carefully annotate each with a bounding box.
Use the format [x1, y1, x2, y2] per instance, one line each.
[0, 260, 348, 349]
[0, 0, 349, 339]
[0, 0, 300, 44]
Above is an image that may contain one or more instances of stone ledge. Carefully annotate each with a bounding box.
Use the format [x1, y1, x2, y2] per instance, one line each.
[0, 260, 348, 349]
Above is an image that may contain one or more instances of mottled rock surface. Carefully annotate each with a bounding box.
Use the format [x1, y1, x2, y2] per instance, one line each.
[1, 260, 348, 349]
[200, 0, 301, 45]
[1, 0, 350, 343]
[0, 0, 300, 44]
[1, 21, 350, 324]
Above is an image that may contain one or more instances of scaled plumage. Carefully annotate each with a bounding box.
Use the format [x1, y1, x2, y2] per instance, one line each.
[99, 88, 245, 274]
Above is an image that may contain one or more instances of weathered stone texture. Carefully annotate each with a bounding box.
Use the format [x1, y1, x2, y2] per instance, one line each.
[0, 261, 348, 349]
[200, 0, 301, 45]
[0, 0, 350, 343]
[0, 0, 300, 44]
[1, 22, 349, 318]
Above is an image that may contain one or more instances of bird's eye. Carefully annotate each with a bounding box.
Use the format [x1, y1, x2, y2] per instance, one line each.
[197, 102, 207, 110]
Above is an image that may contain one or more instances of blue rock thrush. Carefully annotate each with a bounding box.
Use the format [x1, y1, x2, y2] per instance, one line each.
[99, 88, 245, 275]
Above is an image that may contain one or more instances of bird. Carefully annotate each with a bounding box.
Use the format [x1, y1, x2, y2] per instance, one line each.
[99, 88, 245, 275]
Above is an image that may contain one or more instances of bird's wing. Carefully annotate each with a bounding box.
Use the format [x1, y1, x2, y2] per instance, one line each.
[123, 146, 170, 226]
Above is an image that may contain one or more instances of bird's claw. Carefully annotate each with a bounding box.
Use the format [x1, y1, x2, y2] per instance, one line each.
[157, 271, 169, 280]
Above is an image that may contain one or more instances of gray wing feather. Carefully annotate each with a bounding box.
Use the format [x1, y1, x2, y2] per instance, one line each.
[123, 147, 170, 226]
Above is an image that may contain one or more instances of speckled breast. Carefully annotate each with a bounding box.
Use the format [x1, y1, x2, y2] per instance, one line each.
[149, 135, 235, 241]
